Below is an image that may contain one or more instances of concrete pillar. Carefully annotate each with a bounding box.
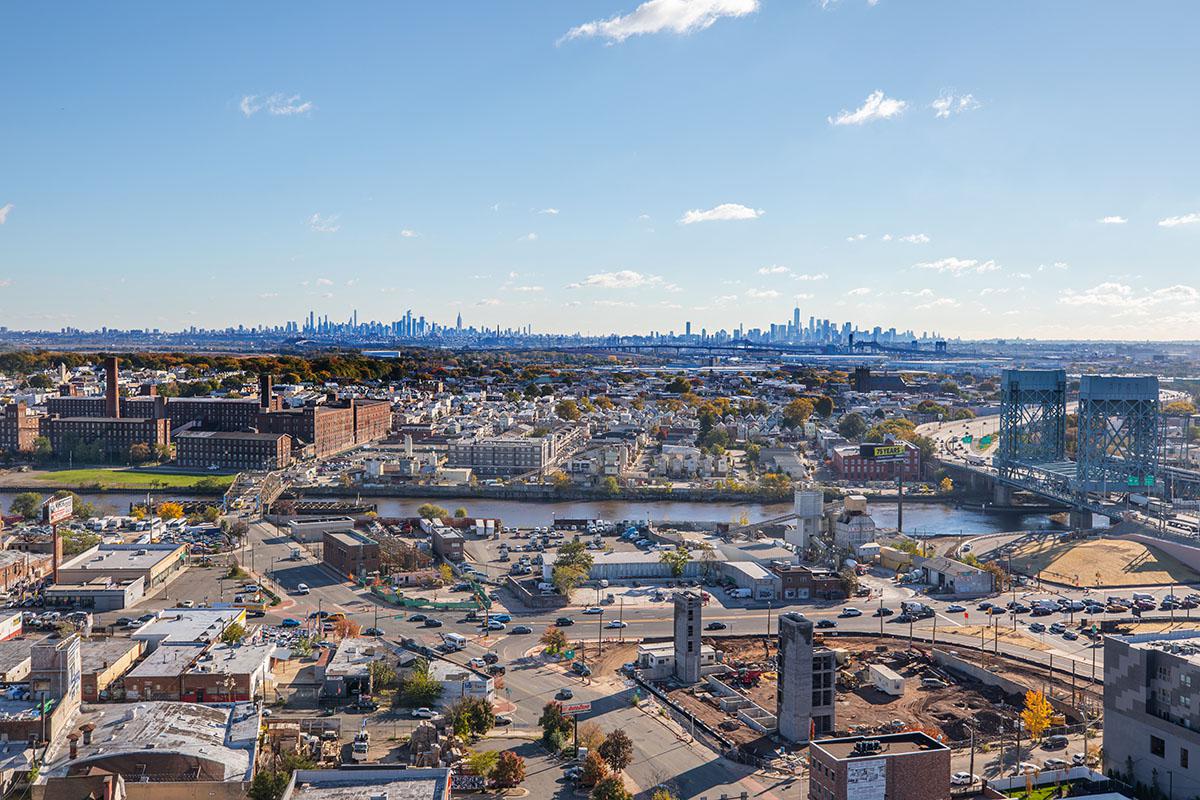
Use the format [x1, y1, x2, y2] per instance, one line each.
[992, 484, 1013, 506]
[1070, 509, 1095, 530]
[777, 612, 814, 743]
[673, 591, 702, 684]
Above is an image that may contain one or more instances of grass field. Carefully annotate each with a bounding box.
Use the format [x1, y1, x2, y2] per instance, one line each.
[30, 468, 235, 490]
[1007, 536, 1200, 587]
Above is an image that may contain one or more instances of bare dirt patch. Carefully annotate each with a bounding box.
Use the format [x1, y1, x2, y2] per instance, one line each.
[1007, 537, 1200, 586]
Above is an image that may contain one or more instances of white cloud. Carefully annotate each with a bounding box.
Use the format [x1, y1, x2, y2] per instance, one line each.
[1159, 212, 1200, 228]
[509, 285, 544, 293]
[914, 257, 999, 276]
[1058, 282, 1199, 311]
[931, 91, 981, 119]
[828, 90, 907, 126]
[307, 213, 340, 233]
[757, 264, 790, 275]
[745, 288, 780, 299]
[794, 272, 829, 281]
[899, 233, 931, 244]
[916, 297, 960, 310]
[568, 270, 664, 290]
[1037, 261, 1070, 272]
[399, 229, 420, 238]
[846, 287, 872, 296]
[1098, 215, 1128, 225]
[560, 0, 759, 44]
[476, 298, 501, 307]
[315, 277, 333, 286]
[713, 294, 740, 305]
[258, 292, 279, 299]
[846, 233, 867, 242]
[679, 203, 764, 224]
[241, 93, 314, 117]
[902, 288, 935, 298]
[0, 204, 12, 225]
[538, 208, 560, 216]
[518, 232, 539, 242]
[594, 299, 639, 308]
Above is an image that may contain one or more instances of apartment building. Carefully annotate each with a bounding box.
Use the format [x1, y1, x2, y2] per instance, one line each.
[446, 435, 551, 476]
[175, 430, 293, 470]
[0, 402, 40, 453]
[1105, 630, 1200, 798]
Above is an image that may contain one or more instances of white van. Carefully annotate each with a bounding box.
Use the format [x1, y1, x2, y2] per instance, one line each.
[442, 633, 467, 651]
[295, 583, 310, 595]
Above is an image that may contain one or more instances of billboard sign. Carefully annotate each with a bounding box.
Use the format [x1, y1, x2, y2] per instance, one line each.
[859, 443, 907, 462]
[42, 496, 73, 525]
[562, 702, 592, 715]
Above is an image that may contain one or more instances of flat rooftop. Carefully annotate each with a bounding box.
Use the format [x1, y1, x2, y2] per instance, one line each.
[126, 642, 204, 678]
[59, 544, 184, 573]
[326, 637, 382, 677]
[1119, 629, 1200, 665]
[0, 638, 38, 679]
[326, 530, 376, 548]
[176, 430, 286, 442]
[133, 607, 243, 646]
[812, 732, 949, 760]
[80, 637, 144, 674]
[42, 701, 260, 782]
[287, 768, 451, 800]
[188, 641, 276, 675]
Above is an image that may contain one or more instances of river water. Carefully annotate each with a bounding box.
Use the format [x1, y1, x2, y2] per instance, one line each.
[59, 492, 1060, 536]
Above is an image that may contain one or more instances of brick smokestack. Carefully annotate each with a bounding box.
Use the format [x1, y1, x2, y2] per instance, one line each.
[105, 357, 121, 418]
[259, 374, 273, 411]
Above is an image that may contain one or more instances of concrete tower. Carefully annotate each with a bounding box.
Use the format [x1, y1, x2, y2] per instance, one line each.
[778, 612, 815, 743]
[673, 590, 702, 684]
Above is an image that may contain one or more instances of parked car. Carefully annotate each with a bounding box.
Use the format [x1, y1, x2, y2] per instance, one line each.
[950, 772, 978, 786]
[281, 618, 301, 628]
[557, 688, 574, 700]
[422, 618, 443, 628]
[582, 607, 603, 615]
[511, 625, 533, 634]
[408, 613, 427, 623]
[411, 707, 435, 718]
[946, 604, 966, 613]
[483, 652, 500, 664]
[873, 607, 894, 617]
[1028, 622, 1046, 633]
[1043, 758, 1068, 770]
[705, 621, 727, 630]
[363, 627, 384, 636]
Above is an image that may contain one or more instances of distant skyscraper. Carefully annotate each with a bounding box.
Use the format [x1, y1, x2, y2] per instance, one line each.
[456, 312, 462, 331]
[793, 306, 801, 334]
[685, 321, 692, 337]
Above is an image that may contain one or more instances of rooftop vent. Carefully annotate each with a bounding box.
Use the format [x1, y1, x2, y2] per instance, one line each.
[853, 739, 883, 755]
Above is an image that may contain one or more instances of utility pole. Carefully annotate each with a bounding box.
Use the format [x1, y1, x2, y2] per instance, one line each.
[968, 722, 976, 781]
[619, 597, 625, 644]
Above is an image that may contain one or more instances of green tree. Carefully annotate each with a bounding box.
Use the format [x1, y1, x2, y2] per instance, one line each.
[417, 503, 450, 519]
[369, 659, 398, 690]
[447, 697, 496, 738]
[553, 540, 595, 595]
[203, 506, 221, 523]
[539, 701, 573, 746]
[812, 395, 834, 418]
[399, 658, 445, 706]
[556, 399, 582, 421]
[597, 729, 634, 773]
[665, 376, 691, 394]
[494, 751, 527, 788]
[600, 476, 620, 496]
[837, 412, 869, 440]
[466, 750, 499, 781]
[220, 622, 247, 645]
[32, 436, 52, 463]
[129, 442, 152, 463]
[591, 775, 633, 800]
[658, 546, 691, 579]
[10, 492, 43, 520]
[453, 506, 468, 518]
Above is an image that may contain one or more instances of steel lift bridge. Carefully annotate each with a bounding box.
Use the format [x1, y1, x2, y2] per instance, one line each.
[995, 370, 1163, 522]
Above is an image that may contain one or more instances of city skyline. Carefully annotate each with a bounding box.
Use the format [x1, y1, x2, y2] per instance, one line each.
[1, 2, 1199, 339]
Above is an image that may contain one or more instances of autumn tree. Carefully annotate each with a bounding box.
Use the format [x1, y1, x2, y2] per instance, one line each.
[538, 701, 572, 747]
[220, 622, 247, 645]
[556, 399, 582, 421]
[598, 729, 634, 773]
[580, 750, 609, 787]
[781, 397, 815, 428]
[417, 503, 450, 519]
[591, 775, 633, 800]
[494, 751, 526, 788]
[333, 618, 362, 639]
[939, 477, 954, 494]
[541, 626, 568, 655]
[157, 501, 184, 520]
[1021, 690, 1053, 741]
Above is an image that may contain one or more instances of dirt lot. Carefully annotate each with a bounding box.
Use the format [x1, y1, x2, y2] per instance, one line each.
[1007, 536, 1200, 586]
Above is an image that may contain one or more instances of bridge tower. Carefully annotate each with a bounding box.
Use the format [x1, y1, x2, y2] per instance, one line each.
[1076, 375, 1160, 494]
[997, 369, 1067, 484]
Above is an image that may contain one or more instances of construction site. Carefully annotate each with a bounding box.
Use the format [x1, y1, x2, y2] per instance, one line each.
[656, 633, 1100, 758]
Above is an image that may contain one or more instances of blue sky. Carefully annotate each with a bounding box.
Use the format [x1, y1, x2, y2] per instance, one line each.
[1, 1, 1198, 339]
